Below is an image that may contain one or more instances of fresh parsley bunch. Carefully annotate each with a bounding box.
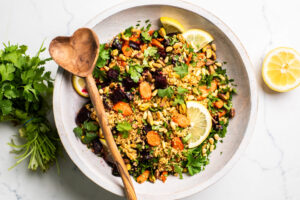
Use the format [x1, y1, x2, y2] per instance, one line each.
[0, 43, 60, 171]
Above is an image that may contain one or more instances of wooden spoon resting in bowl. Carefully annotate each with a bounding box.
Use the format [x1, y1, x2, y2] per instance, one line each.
[49, 28, 137, 200]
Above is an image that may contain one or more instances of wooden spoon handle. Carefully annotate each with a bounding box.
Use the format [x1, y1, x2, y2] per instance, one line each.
[85, 74, 137, 200]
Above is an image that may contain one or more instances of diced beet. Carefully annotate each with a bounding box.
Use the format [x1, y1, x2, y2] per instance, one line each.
[122, 77, 138, 91]
[109, 86, 132, 104]
[75, 105, 91, 125]
[142, 125, 152, 134]
[129, 41, 140, 50]
[112, 37, 122, 51]
[158, 49, 167, 58]
[107, 68, 119, 81]
[151, 71, 168, 89]
[92, 139, 103, 154]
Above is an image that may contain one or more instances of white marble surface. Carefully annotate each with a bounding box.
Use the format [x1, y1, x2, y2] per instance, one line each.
[1, 0, 300, 199]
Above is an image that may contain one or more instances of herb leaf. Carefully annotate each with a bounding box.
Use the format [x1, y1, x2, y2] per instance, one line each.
[116, 121, 132, 138]
[128, 64, 143, 83]
[174, 63, 188, 78]
[158, 87, 174, 98]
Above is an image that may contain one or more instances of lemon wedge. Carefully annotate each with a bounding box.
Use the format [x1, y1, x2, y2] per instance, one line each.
[182, 29, 214, 52]
[160, 17, 185, 34]
[186, 101, 212, 148]
[262, 47, 300, 92]
[72, 75, 89, 97]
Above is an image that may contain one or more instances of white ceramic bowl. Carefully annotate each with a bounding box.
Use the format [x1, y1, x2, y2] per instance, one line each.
[53, 0, 258, 199]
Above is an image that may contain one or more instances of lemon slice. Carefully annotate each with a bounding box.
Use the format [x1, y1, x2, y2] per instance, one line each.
[262, 47, 300, 92]
[160, 17, 185, 34]
[72, 75, 89, 97]
[186, 101, 212, 148]
[182, 29, 214, 52]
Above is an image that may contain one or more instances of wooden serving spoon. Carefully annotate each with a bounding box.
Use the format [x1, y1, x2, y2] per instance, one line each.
[49, 28, 137, 200]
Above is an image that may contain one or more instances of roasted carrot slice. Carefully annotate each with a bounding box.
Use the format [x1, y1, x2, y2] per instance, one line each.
[186, 53, 193, 65]
[139, 81, 152, 100]
[208, 80, 218, 92]
[140, 44, 147, 53]
[151, 39, 164, 49]
[214, 100, 224, 109]
[129, 30, 141, 42]
[172, 114, 190, 128]
[113, 101, 133, 116]
[171, 137, 184, 150]
[122, 41, 133, 57]
[137, 170, 150, 184]
[148, 30, 154, 36]
[146, 131, 161, 146]
[160, 171, 168, 183]
[218, 109, 226, 117]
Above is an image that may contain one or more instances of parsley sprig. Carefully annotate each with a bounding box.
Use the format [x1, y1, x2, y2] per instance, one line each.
[0, 43, 60, 171]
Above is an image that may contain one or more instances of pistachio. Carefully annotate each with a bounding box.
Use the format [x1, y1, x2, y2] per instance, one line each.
[209, 65, 215, 74]
[147, 111, 154, 125]
[157, 59, 166, 66]
[211, 43, 217, 51]
[139, 103, 151, 111]
[218, 93, 228, 101]
[206, 59, 215, 66]
[152, 89, 158, 96]
[164, 56, 169, 63]
[166, 46, 173, 52]
[111, 49, 118, 56]
[152, 63, 162, 68]
[143, 111, 148, 120]
[179, 104, 187, 114]
[214, 134, 220, 140]
[215, 62, 222, 67]
[149, 174, 156, 183]
[158, 27, 166, 37]
[206, 48, 212, 59]
[212, 51, 217, 60]
[192, 87, 199, 95]
[121, 32, 129, 41]
[119, 54, 127, 61]
[173, 42, 182, 49]
[170, 121, 177, 130]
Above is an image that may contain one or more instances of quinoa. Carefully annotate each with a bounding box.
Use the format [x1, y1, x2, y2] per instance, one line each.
[73, 20, 236, 183]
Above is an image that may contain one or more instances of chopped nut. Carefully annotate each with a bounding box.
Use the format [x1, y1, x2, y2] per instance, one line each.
[119, 54, 127, 61]
[158, 27, 166, 37]
[166, 46, 173, 52]
[111, 49, 118, 56]
[211, 43, 217, 51]
[173, 42, 182, 49]
[206, 48, 212, 58]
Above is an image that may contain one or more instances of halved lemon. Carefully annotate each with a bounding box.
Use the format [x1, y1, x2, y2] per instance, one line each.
[72, 75, 89, 97]
[160, 17, 185, 34]
[186, 101, 212, 148]
[182, 29, 214, 52]
[262, 47, 300, 92]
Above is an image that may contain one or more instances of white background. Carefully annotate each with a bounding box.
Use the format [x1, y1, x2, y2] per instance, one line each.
[0, 0, 300, 199]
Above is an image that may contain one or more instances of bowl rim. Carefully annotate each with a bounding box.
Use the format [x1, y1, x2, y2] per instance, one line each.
[53, 0, 258, 199]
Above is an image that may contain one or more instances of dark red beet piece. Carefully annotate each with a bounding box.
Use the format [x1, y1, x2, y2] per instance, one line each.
[109, 86, 132, 104]
[75, 105, 91, 125]
[151, 71, 168, 89]
[107, 68, 119, 81]
[122, 77, 138, 91]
